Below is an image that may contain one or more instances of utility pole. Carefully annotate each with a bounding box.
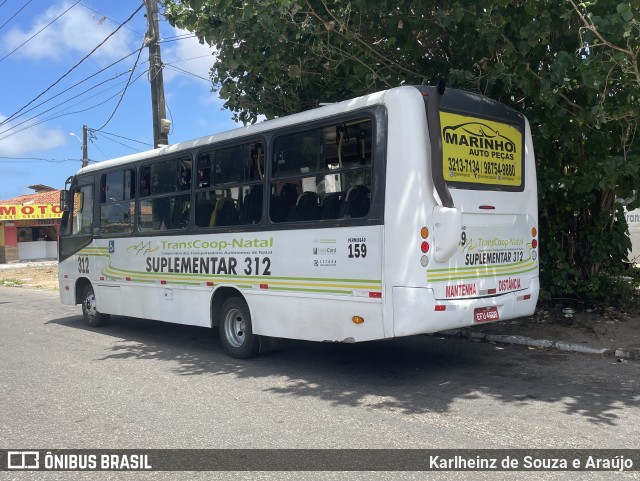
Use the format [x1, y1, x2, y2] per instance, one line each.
[144, 0, 169, 148]
[82, 124, 89, 167]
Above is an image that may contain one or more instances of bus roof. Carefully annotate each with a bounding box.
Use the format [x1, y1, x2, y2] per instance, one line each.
[77, 87, 392, 175]
[76, 85, 523, 177]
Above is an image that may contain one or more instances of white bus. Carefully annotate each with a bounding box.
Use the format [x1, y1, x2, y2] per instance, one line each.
[58, 85, 539, 358]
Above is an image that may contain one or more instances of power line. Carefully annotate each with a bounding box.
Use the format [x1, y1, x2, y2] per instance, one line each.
[95, 130, 153, 147]
[164, 54, 213, 66]
[77, 1, 145, 36]
[88, 135, 109, 160]
[0, 0, 81, 64]
[0, 0, 33, 32]
[93, 132, 144, 153]
[165, 98, 174, 135]
[2, 50, 208, 137]
[158, 34, 197, 44]
[0, 67, 134, 137]
[0, 69, 149, 142]
[0, 2, 144, 128]
[0, 156, 81, 163]
[159, 33, 196, 41]
[37, 73, 143, 124]
[94, 41, 146, 132]
[165, 64, 211, 83]
[0, 47, 209, 143]
[2, 49, 145, 128]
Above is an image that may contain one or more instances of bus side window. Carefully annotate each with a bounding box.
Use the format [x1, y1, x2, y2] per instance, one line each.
[195, 141, 265, 228]
[270, 118, 372, 223]
[100, 169, 135, 235]
[139, 157, 191, 232]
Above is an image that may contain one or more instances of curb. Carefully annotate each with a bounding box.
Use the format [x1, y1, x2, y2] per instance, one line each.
[437, 328, 640, 360]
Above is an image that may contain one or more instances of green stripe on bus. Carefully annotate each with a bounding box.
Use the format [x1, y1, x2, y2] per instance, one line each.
[427, 259, 537, 281]
[428, 265, 538, 283]
[263, 286, 353, 295]
[102, 264, 381, 287]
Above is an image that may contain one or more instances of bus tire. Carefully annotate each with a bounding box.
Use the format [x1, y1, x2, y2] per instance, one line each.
[219, 297, 260, 359]
[81, 284, 110, 327]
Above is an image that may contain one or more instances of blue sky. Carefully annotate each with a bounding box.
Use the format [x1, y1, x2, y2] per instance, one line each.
[0, 0, 238, 200]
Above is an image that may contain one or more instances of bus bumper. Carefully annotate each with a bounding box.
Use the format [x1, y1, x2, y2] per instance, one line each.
[392, 277, 540, 337]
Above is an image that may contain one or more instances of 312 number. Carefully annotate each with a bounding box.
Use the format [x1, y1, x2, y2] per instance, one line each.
[244, 256, 271, 276]
[78, 256, 89, 274]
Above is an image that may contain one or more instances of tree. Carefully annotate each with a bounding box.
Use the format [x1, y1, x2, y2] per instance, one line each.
[163, 0, 640, 303]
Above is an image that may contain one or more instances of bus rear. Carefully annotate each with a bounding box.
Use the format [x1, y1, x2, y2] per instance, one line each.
[383, 85, 539, 337]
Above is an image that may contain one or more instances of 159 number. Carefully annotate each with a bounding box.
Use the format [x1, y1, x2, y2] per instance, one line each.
[348, 243, 367, 259]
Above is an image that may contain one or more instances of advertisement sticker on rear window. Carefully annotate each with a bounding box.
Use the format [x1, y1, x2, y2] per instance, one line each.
[440, 111, 523, 188]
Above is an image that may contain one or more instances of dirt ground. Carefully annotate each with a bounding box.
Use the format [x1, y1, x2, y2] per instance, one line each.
[0, 264, 59, 290]
[470, 305, 640, 352]
[1, 263, 639, 351]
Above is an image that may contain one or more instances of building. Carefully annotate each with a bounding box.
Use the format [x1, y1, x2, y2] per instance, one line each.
[0, 185, 62, 263]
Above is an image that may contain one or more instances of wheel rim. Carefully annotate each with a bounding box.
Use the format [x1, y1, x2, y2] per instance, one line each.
[84, 292, 97, 321]
[223, 307, 246, 348]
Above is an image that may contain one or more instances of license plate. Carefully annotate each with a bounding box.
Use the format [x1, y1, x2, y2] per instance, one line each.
[474, 306, 499, 323]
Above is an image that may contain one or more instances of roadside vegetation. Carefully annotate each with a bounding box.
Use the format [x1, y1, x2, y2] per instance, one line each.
[162, 0, 640, 308]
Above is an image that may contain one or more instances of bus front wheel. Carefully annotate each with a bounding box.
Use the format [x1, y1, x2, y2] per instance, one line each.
[81, 284, 110, 327]
[219, 297, 260, 359]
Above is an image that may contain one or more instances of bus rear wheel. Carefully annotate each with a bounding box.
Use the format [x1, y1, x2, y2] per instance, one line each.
[81, 284, 110, 327]
[219, 297, 260, 359]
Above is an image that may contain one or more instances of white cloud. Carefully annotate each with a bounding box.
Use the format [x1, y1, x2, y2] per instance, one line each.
[1, 1, 136, 64]
[0, 114, 67, 156]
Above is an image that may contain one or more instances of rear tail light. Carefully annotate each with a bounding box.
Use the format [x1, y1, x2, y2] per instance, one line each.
[421, 227, 430, 253]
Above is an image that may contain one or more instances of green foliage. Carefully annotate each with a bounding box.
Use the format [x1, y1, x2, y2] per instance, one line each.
[162, 0, 640, 304]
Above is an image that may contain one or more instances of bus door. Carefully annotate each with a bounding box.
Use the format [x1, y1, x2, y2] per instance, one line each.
[59, 175, 95, 263]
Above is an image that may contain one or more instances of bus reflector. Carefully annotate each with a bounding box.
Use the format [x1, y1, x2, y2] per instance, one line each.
[369, 292, 382, 298]
[99, 276, 105, 281]
[479, 205, 496, 210]
[517, 294, 532, 301]
[532, 239, 538, 249]
[206, 281, 214, 287]
[160, 280, 167, 285]
[125, 277, 131, 281]
[488, 288, 496, 294]
[435, 305, 446, 311]
[421, 241, 430, 253]
[352, 316, 364, 324]
[260, 284, 269, 289]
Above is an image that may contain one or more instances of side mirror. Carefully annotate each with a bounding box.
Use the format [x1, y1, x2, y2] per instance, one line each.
[60, 190, 70, 212]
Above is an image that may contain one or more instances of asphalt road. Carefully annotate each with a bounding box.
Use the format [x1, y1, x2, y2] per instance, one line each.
[1, 287, 639, 480]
